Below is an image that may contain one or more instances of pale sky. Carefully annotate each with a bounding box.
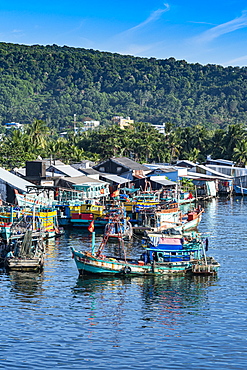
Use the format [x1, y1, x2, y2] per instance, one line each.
[1, 1, 247, 66]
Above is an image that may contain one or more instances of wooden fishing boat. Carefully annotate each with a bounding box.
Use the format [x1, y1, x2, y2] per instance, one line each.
[14, 189, 53, 207]
[176, 207, 204, 232]
[4, 230, 45, 272]
[132, 205, 203, 234]
[123, 193, 160, 213]
[0, 205, 62, 240]
[71, 248, 192, 276]
[179, 192, 196, 205]
[71, 228, 220, 276]
[142, 231, 220, 275]
[131, 201, 180, 234]
[69, 202, 106, 228]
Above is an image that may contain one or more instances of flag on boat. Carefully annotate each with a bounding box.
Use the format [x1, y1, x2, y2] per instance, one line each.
[110, 189, 119, 198]
[88, 220, 94, 233]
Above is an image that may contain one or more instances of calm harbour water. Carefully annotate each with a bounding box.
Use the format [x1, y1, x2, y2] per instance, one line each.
[1, 198, 247, 369]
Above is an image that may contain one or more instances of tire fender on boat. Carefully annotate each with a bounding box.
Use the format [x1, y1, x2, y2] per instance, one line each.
[124, 266, 131, 274]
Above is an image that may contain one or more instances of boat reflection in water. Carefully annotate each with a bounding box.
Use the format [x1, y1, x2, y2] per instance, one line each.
[72, 274, 218, 331]
[8, 271, 44, 303]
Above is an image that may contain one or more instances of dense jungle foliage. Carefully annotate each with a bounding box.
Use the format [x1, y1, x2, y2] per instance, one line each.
[0, 42, 247, 130]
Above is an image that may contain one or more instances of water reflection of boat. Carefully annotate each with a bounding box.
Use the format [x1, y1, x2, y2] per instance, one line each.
[140, 274, 219, 322]
[73, 275, 129, 293]
[8, 270, 44, 301]
[72, 274, 218, 302]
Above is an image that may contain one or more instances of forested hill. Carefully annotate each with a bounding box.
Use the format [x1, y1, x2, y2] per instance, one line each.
[0, 42, 247, 130]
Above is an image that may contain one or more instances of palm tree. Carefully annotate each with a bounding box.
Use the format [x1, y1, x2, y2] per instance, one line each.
[233, 140, 247, 167]
[188, 148, 201, 162]
[223, 123, 247, 159]
[25, 119, 49, 149]
[167, 131, 181, 163]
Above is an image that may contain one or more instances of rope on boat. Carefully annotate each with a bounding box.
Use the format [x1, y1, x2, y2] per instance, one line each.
[96, 209, 127, 263]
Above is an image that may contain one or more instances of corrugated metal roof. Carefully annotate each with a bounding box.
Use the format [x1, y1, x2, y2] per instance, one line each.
[194, 164, 233, 179]
[186, 171, 231, 181]
[48, 165, 83, 177]
[62, 175, 108, 185]
[95, 157, 150, 171]
[71, 161, 96, 170]
[99, 173, 129, 184]
[42, 159, 66, 167]
[177, 160, 233, 179]
[176, 160, 196, 167]
[207, 158, 234, 166]
[150, 176, 177, 186]
[0, 167, 34, 192]
[111, 157, 150, 171]
[77, 168, 101, 176]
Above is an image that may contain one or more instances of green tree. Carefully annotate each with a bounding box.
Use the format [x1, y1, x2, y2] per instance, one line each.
[233, 140, 247, 166]
[25, 119, 49, 149]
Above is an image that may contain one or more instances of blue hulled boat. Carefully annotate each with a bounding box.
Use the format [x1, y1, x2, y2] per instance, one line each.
[233, 185, 247, 195]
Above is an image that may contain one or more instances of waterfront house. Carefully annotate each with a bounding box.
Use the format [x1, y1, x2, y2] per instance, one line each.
[98, 173, 130, 187]
[176, 160, 233, 196]
[93, 157, 151, 181]
[71, 165, 101, 180]
[71, 160, 96, 170]
[145, 165, 188, 182]
[148, 176, 177, 191]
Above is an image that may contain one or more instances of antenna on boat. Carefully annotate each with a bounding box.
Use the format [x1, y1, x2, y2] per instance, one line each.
[88, 220, 96, 255]
[91, 231, 96, 256]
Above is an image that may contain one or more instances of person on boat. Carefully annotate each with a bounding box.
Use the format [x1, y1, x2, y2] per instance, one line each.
[141, 251, 149, 264]
[6, 250, 14, 258]
[196, 205, 202, 213]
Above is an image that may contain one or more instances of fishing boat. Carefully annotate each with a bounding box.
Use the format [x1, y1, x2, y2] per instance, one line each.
[132, 204, 203, 234]
[131, 201, 180, 234]
[104, 208, 133, 240]
[0, 205, 62, 240]
[142, 230, 220, 276]
[71, 226, 220, 276]
[176, 207, 204, 232]
[122, 192, 160, 213]
[233, 185, 247, 195]
[69, 202, 106, 228]
[14, 189, 53, 207]
[4, 230, 45, 272]
[179, 192, 196, 204]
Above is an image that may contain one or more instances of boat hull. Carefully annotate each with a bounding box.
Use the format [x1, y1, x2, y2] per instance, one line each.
[5, 256, 44, 272]
[234, 185, 247, 195]
[71, 248, 191, 276]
